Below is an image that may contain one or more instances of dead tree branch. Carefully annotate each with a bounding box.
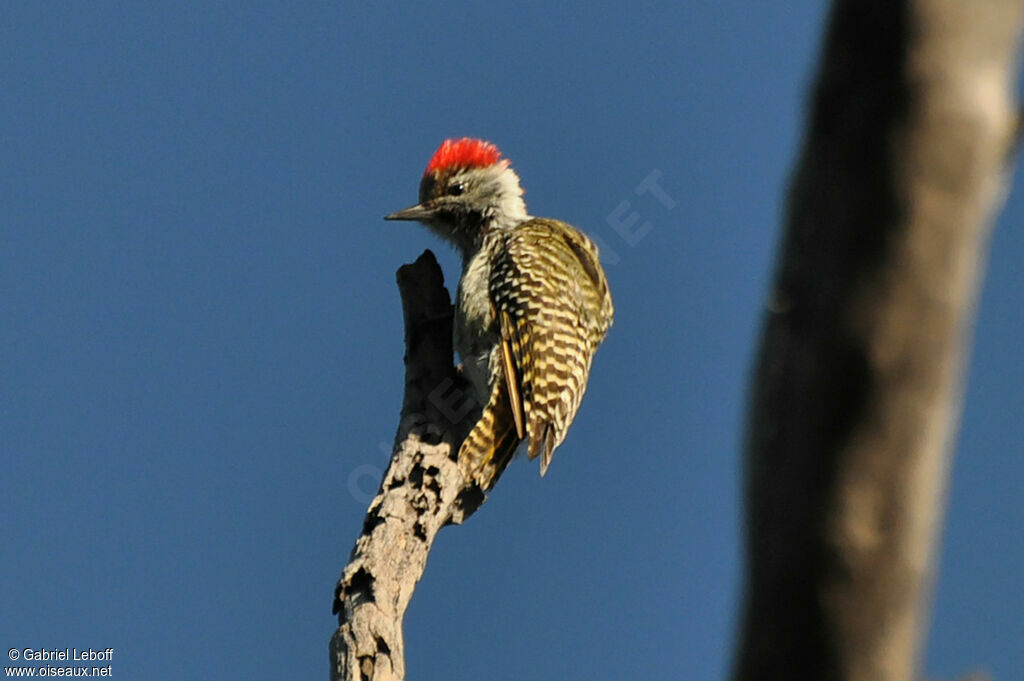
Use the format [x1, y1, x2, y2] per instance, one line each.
[329, 250, 486, 681]
[735, 2, 1023, 681]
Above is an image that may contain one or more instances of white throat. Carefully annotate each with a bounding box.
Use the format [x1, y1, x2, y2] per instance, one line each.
[485, 163, 530, 228]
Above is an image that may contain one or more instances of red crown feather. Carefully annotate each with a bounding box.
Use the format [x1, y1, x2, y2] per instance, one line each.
[424, 138, 502, 176]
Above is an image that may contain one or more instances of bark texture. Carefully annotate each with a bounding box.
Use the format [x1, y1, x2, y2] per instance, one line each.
[735, 2, 1023, 681]
[330, 251, 486, 681]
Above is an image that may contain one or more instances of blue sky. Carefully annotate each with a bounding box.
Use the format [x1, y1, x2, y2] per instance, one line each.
[2, 3, 1021, 679]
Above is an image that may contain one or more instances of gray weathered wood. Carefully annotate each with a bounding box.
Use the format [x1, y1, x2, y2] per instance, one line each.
[329, 251, 487, 681]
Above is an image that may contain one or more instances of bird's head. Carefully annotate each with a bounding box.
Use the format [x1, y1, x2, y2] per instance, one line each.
[385, 138, 529, 253]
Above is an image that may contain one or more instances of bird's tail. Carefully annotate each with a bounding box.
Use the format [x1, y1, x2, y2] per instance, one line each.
[459, 378, 521, 490]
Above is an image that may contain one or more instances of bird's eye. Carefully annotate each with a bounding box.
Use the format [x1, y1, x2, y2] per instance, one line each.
[447, 183, 465, 196]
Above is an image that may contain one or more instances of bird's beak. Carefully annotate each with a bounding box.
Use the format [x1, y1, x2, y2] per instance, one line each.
[384, 203, 434, 222]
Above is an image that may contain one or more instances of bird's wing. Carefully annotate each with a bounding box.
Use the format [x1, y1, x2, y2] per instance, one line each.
[489, 218, 613, 474]
[498, 309, 526, 440]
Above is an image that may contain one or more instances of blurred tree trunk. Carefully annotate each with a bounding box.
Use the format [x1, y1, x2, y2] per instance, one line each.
[735, 2, 1023, 681]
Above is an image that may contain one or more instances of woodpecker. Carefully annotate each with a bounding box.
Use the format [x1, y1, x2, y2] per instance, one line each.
[386, 138, 613, 489]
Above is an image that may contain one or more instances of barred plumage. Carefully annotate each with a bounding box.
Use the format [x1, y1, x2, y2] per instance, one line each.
[386, 139, 613, 489]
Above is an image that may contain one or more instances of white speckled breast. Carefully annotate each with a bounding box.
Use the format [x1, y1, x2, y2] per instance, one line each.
[455, 239, 499, 404]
